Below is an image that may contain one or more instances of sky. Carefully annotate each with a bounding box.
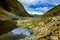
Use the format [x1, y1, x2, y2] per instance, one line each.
[18, 0, 60, 15]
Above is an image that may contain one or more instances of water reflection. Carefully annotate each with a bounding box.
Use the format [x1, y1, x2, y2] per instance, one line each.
[11, 27, 31, 37]
[0, 27, 32, 40]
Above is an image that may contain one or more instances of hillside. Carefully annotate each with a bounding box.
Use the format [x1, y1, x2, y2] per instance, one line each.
[0, 0, 33, 35]
[41, 4, 60, 18]
[0, 0, 32, 20]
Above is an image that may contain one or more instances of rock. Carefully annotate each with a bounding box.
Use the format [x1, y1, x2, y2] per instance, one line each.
[50, 36, 58, 40]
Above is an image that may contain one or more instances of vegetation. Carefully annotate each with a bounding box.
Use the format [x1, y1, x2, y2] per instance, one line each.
[17, 19, 38, 28]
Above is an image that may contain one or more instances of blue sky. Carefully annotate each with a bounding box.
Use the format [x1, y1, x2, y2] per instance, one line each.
[18, 0, 60, 15]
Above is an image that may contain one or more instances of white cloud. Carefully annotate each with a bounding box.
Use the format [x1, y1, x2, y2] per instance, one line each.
[27, 10, 44, 15]
[32, 11, 44, 15]
[18, 0, 60, 5]
[35, 7, 50, 12]
[49, 0, 60, 5]
[18, 0, 39, 6]
[18, 0, 60, 15]
[23, 5, 52, 15]
[41, 7, 49, 11]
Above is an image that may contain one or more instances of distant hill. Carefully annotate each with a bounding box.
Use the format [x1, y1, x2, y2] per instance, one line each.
[32, 14, 41, 17]
[41, 4, 60, 18]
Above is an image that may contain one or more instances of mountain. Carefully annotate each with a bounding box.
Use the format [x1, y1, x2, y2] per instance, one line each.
[32, 14, 41, 17]
[0, 0, 32, 35]
[0, 0, 32, 20]
[41, 4, 60, 18]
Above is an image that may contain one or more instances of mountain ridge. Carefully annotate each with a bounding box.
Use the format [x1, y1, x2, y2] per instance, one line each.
[41, 4, 60, 18]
